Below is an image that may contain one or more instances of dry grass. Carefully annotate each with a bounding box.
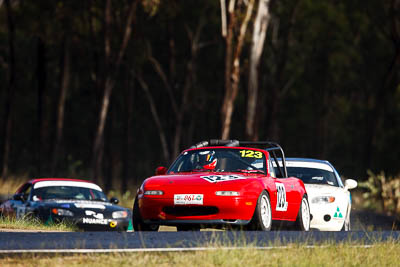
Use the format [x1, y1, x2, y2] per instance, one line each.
[1, 242, 400, 266]
[0, 176, 28, 199]
[0, 216, 78, 232]
[359, 171, 400, 215]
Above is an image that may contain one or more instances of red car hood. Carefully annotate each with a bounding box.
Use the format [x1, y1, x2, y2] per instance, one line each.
[144, 172, 263, 190]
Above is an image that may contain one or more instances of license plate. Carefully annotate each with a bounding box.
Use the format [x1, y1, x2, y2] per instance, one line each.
[174, 194, 203, 205]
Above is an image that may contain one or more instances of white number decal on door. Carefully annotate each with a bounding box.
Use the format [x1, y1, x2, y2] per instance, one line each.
[275, 183, 288, 211]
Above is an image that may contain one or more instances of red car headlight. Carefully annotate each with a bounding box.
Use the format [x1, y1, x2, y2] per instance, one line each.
[215, 191, 240, 196]
[144, 190, 164, 196]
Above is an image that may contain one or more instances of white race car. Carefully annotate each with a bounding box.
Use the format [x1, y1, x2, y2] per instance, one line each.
[275, 158, 357, 231]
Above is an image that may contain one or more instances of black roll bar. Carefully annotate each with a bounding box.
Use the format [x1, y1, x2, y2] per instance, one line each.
[189, 139, 288, 178]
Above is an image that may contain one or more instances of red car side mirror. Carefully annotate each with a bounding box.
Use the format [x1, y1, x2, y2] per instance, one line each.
[155, 166, 167, 175]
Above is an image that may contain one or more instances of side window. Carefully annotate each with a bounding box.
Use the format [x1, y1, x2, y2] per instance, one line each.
[20, 184, 32, 201]
[269, 159, 276, 178]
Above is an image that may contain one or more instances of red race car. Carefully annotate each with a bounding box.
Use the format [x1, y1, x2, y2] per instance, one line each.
[133, 140, 310, 231]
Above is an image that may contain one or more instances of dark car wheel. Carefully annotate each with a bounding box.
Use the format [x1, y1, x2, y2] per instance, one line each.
[247, 191, 272, 231]
[294, 195, 310, 231]
[132, 197, 159, 231]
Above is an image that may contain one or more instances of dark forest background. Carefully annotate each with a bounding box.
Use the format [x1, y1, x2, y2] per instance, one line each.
[0, 0, 399, 192]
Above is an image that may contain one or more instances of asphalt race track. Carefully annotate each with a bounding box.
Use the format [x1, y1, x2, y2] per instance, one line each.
[0, 231, 399, 254]
[1, 209, 399, 254]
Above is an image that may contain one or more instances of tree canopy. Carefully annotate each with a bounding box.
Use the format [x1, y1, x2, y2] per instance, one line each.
[0, 0, 399, 190]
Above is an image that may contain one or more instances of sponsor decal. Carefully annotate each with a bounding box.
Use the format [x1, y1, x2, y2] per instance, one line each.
[174, 194, 204, 205]
[74, 203, 106, 209]
[311, 176, 324, 181]
[273, 161, 334, 172]
[275, 182, 288, 211]
[251, 161, 264, 169]
[333, 206, 343, 219]
[51, 200, 111, 206]
[201, 174, 246, 183]
[82, 217, 108, 225]
[85, 210, 104, 219]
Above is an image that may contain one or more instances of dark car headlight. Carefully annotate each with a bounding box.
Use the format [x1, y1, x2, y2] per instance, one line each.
[112, 210, 128, 219]
[52, 208, 74, 216]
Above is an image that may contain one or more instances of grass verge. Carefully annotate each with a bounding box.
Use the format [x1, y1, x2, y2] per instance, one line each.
[0, 216, 78, 232]
[0, 242, 400, 266]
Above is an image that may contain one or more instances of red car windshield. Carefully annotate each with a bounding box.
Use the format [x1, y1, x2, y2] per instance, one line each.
[168, 148, 266, 174]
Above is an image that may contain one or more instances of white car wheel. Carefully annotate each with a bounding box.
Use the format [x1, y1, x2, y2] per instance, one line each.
[260, 194, 272, 229]
[247, 191, 272, 231]
[295, 196, 310, 231]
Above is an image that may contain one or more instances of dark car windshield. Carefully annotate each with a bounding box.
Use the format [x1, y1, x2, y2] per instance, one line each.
[168, 148, 266, 174]
[32, 186, 108, 201]
[285, 167, 339, 187]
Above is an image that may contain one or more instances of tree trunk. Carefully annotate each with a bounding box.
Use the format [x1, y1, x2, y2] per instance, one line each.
[51, 37, 70, 176]
[220, 0, 235, 140]
[122, 74, 134, 191]
[36, 37, 47, 176]
[246, 0, 270, 141]
[145, 21, 203, 160]
[1, 0, 15, 179]
[171, 23, 202, 158]
[104, 104, 115, 192]
[92, 0, 137, 182]
[221, 0, 255, 139]
[263, 0, 299, 141]
[363, 0, 400, 171]
[136, 73, 170, 163]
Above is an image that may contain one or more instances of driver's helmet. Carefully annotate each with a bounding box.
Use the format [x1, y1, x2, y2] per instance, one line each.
[195, 150, 217, 170]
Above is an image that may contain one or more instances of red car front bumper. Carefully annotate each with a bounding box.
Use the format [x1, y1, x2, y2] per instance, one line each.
[139, 195, 257, 226]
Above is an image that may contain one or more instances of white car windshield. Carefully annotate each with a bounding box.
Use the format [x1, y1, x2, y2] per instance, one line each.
[285, 167, 339, 186]
[168, 148, 266, 174]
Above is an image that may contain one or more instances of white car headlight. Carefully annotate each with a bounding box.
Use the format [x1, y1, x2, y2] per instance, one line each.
[311, 196, 335, 204]
[112, 210, 128, 219]
[215, 191, 240, 196]
[52, 208, 74, 216]
[144, 190, 164, 195]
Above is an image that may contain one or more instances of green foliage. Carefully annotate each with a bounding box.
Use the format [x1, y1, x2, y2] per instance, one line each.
[359, 171, 400, 216]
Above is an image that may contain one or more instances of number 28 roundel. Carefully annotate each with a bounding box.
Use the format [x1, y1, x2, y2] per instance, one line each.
[275, 182, 288, 211]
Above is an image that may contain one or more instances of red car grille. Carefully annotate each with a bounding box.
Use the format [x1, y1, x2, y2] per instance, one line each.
[163, 206, 219, 216]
